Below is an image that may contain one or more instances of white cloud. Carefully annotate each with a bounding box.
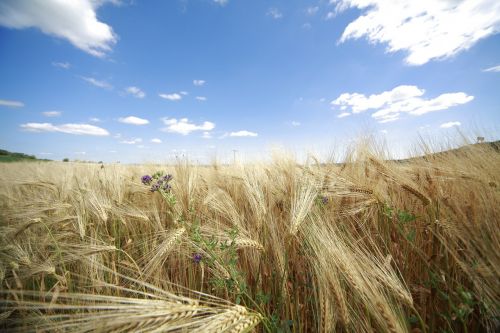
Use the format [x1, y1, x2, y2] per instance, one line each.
[125, 86, 145, 98]
[193, 79, 205, 86]
[335, 0, 500, 65]
[482, 65, 500, 72]
[118, 116, 149, 125]
[325, 12, 336, 20]
[440, 121, 461, 128]
[89, 117, 101, 122]
[151, 138, 162, 143]
[159, 93, 182, 101]
[0, 99, 24, 108]
[380, 129, 388, 134]
[0, 0, 117, 57]
[337, 112, 351, 118]
[20, 122, 109, 136]
[52, 61, 70, 69]
[161, 118, 215, 135]
[202, 131, 212, 139]
[74, 151, 86, 155]
[120, 138, 142, 144]
[213, 0, 228, 5]
[42, 111, 61, 117]
[291, 121, 301, 127]
[180, 91, 188, 95]
[267, 8, 283, 19]
[82, 76, 113, 89]
[306, 6, 319, 15]
[331, 85, 474, 123]
[196, 96, 207, 101]
[229, 130, 258, 137]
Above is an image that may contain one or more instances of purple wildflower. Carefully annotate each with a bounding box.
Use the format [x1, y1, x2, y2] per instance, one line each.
[141, 175, 152, 185]
[321, 196, 329, 205]
[150, 183, 160, 192]
[163, 174, 173, 182]
[162, 183, 172, 192]
[193, 253, 202, 264]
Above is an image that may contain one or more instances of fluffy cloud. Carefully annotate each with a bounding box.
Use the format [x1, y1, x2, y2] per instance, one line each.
[202, 131, 212, 139]
[229, 130, 258, 137]
[81, 77, 113, 89]
[161, 118, 215, 135]
[52, 61, 70, 69]
[291, 121, 301, 127]
[337, 112, 351, 118]
[151, 138, 162, 143]
[0, 0, 117, 57]
[89, 117, 101, 122]
[440, 121, 461, 128]
[20, 122, 109, 136]
[0, 99, 24, 108]
[334, 0, 500, 65]
[482, 65, 500, 72]
[196, 96, 207, 101]
[193, 80, 205, 86]
[118, 116, 149, 125]
[125, 86, 145, 98]
[331, 85, 473, 123]
[159, 93, 182, 101]
[42, 111, 61, 117]
[267, 8, 283, 19]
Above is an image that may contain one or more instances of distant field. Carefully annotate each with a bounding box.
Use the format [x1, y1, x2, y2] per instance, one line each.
[0, 142, 499, 332]
[0, 149, 48, 163]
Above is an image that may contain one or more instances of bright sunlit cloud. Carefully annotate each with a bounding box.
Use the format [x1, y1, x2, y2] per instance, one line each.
[335, 0, 500, 65]
[331, 85, 474, 123]
[0, 0, 117, 57]
[118, 116, 149, 125]
[161, 118, 215, 135]
[440, 121, 461, 128]
[193, 80, 206, 86]
[20, 122, 110, 136]
[229, 130, 258, 137]
[159, 93, 182, 101]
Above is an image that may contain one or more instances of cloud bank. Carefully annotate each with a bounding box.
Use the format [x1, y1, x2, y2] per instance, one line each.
[0, 0, 117, 57]
[335, 0, 500, 65]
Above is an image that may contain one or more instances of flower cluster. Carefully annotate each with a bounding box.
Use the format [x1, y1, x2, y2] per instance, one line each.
[140, 172, 173, 193]
[192, 253, 202, 264]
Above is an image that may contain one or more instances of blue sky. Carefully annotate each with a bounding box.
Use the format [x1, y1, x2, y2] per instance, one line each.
[1, 0, 499, 163]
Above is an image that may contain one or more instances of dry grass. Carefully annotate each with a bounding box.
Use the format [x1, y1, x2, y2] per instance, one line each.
[0, 140, 499, 332]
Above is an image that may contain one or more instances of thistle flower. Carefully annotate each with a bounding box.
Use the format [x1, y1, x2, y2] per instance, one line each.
[162, 183, 172, 192]
[150, 183, 160, 192]
[321, 196, 329, 205]
[193, 253, 202, 264]
[163, 174, 173, 182]
[141, 175, 152, 185]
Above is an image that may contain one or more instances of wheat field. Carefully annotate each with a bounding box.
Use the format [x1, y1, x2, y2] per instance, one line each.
[0, 141, 499, 332]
